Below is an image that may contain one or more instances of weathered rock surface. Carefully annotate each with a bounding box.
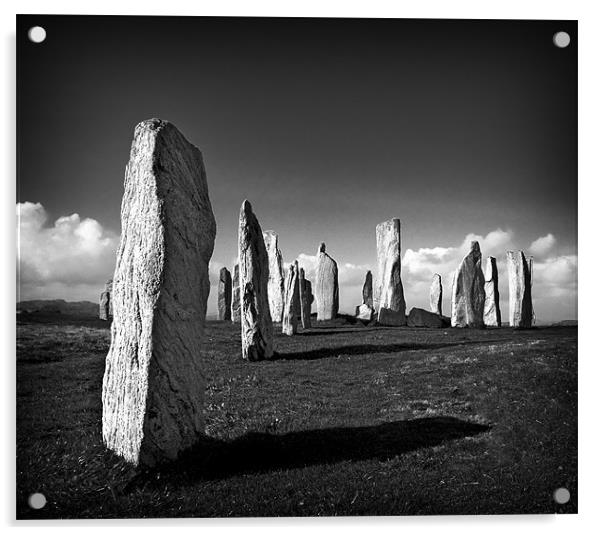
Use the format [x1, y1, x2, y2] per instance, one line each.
[507, 250, 533, 328]
[299, 267, 312, 329]
[315, 243, 339, 321]
[99, 279, 113, 320]
[218, 267, 232, 321]
[356, 303, 375, 321]
[407, 307, 449, 328]
[451, 241, 486, 328]
[282, 261, 300, 336]
[374, 218, 406, 326]
[483, 256, 501, 327]
[231, 263, 241, 322]
[429, 274, 442, 316]
[238, 200, 274, 360]
[263, 230, 285, 323]
[362, 270, 373, 308]
[102, 119, 216, 467]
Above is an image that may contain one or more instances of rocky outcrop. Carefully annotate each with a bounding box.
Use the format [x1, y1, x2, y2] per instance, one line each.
[315, 243, 339, 321]
[507, 250, 533, 328]
[282, 261, 300, 336]
[231, 263, 241, 322]
[99, 279, 113, 320]
[429, 274, 442, 316]
[102, 119, 216, 467]
[407, 307, 449, 328]
[238, 200, 274, 360]
[299, 267, 312, 329]
[483, 257, 501, 327]
[451, 241, 486, 328]
[374, 218, 406, 326]
[218, 267, 232, 321]
[263, 230, 285, 323]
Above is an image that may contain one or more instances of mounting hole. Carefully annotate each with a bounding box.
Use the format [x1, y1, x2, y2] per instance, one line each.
[553, 487, 570, 504]
[28, 492, 47, 509]
[553, 31, 570, 48]
[28, 26, 46, 43]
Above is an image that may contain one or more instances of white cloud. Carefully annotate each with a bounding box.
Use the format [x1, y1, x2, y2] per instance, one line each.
[529, 233, 557, 257]
[17, 202, 119, 301]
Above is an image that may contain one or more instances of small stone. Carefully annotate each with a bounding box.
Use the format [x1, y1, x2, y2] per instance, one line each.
[315, 243, 339, 321]
[238, 200, 274, 360]
[507, 250, 534, 328]
[282, 261, 300, 336]
[451, 241, 486, 328]
[407, 307, 448, 328]
[429, 274, 442, 316]
[218, 267, 232, 321]
[356, 303, 375, 321]
[483, 256, 501, 327]
[99, 279, 113, 320]
[231, 263, 241, 322]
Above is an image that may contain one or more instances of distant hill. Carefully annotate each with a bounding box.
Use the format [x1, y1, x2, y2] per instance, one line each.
[551, 320, 578, 327]
[17, 299, 98, 317]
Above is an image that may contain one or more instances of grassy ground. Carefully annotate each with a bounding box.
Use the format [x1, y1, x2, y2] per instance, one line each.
[16, 315, 577, 518]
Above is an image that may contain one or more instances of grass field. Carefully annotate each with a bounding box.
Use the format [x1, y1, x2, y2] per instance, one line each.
[16, 314, 577, 518]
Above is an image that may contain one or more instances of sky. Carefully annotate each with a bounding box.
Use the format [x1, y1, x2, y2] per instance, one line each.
[17, 16, 577, 323]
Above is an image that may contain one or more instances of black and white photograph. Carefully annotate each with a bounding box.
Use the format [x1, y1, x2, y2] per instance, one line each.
[15, 14, 578, 519]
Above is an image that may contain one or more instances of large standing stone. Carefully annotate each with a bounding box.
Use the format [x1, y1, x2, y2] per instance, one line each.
[238, 200, 274, 360]
[263, 230, 285, 323]
[102, 119, 216, 466]
[99, 279, 113, 320]
[282, 261, 300, 336]
[231, 263, 241, 322]
[374, 218, 407, 326]
[299, 267, 312, 329]
[218, 267, 232, 321]
[315, 243, 339, 321]
[451, 241, 486, 328]
[507, 250, 533, 328]
[429, 274, 442, 316]
[483, 256, 501, 327]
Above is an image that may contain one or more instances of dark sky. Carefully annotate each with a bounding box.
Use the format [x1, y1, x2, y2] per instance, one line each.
[17, 16, 577, 320]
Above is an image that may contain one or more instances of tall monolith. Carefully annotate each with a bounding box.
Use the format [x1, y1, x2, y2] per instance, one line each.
[99, 279, 113, 320]
[231, 263, 241, 322]
[263, 230, 285, 323]
[429, 274, 442, 316]
[374, 218, 406, 326]
[282, 261, 300, 335]
[218, 267, 232, 321]
[507, 250, 533, 328]
[451, 241, 485, 328]
[299, 267, 313, 329]
[102, 119, 216, 467]
[238, 200, 274, 360]
[483, 256, 501, 327]
[315, 243, 339, 321]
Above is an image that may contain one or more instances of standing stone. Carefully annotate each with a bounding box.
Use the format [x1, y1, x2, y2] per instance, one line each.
[362, 270, 373, 308]
[315, 243, 339, 321]
[238, 200, 274, 360]
[282, 261, 300, 336]
[102, 119, 216, 466]
[263, 230, 285, 323]
[218, 267, 232, 321]
[483, 257, 501, 327]
[451, 241, 486, 328]
[507, 250, 533, 328]
[99, 279, 113, 320]
[429, 274, 442, 316]
[231, 263, 241, 322]
[374, 218, 407, 326]
[407, 307, 450, 328]
[299, 267, 312, 329]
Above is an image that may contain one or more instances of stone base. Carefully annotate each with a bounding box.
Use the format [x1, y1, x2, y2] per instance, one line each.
[377, 307, 407, 326]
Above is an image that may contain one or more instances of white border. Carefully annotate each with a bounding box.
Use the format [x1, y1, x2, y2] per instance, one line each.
[3, 1, 600, 533]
